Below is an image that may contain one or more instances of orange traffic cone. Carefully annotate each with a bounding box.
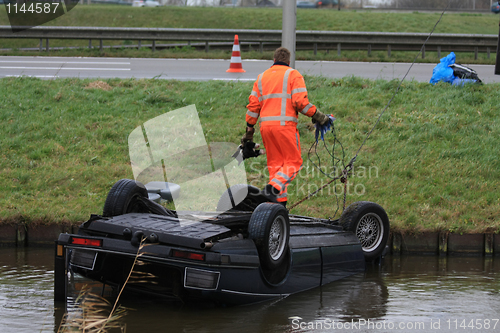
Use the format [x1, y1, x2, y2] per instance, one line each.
[226, 35, 246, 73]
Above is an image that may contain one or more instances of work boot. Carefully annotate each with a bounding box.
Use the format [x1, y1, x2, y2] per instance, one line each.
[261, 184, 279, 203]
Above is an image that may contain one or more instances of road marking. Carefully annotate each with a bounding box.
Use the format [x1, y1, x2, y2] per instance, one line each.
[212, 78, 254, 81]
[0, 60, 130, 65]
[0, 66, 130, 71]
[5, 75, 59, 78]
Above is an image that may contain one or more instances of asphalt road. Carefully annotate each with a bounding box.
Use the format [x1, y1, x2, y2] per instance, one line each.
[1, 56, 499, 83]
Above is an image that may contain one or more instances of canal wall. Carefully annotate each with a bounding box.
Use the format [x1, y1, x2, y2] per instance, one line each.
[0, 222, 499, 256]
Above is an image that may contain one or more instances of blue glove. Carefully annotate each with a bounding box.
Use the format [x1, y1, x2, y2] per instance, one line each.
[314, 115, 336, 142]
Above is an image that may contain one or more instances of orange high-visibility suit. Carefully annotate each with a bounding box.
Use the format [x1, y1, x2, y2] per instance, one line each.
[246, 63, 317, 203]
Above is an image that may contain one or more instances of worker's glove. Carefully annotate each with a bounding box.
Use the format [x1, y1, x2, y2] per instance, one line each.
[315, 114, 336, 142]
[242, 141, 264, 160]
[241, 126, 255, 145]
[232, 141, 265, 163]
[311, 110, 330, 126]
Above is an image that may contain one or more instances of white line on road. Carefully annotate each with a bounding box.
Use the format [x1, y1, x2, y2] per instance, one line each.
[212, 78, 255, 81]
[0, 67, 131, 71]
[5, 75, 59, 78]
[0, 60, 131, 65]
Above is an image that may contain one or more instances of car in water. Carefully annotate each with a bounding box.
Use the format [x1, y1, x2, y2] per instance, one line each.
[54, 105, 389, 306]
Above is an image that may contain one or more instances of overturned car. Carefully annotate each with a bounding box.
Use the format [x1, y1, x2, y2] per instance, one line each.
[54, 105, 389, 306]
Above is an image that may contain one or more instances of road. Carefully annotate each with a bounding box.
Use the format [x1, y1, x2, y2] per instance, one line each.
[0, 56, 499, 83]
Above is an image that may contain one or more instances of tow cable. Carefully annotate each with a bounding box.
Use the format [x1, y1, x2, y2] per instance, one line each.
[289, 2, 451, 215]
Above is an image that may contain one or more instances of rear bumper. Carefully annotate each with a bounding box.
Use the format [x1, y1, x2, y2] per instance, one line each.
[55, 228, 365, 305]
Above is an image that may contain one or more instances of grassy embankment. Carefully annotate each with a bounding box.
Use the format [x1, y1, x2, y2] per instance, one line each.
[0, 6, 498, 63]
[1, 77, 499, 234]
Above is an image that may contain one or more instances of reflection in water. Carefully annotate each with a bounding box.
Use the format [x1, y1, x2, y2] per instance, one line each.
[0, 248, 499, 333]
[0, 247, 55, 333]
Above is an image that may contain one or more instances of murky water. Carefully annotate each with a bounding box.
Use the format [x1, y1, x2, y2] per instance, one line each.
[1, 247, 499, 333]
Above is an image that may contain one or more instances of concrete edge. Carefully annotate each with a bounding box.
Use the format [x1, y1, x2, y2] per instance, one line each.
[0, 223, 498, 255]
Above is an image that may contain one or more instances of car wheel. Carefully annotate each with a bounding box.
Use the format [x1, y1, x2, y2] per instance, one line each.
[339, 201, 389, 261]
[103, 179, 149, 217]
[248, 203, 290, 270]
[216, 184, 262, 212]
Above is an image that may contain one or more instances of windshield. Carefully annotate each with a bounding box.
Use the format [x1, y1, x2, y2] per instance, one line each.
[128, 105, 248, 213]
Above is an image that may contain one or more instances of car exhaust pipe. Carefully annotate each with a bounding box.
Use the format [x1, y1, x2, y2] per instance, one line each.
[200, 242, 213, 250]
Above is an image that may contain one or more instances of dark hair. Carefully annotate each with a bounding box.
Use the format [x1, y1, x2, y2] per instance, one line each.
[274, 47, 290, 63]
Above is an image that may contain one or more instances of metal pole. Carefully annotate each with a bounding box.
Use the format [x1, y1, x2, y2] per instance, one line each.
[282, 0, 296, 68]
[54, 242, 67, 302]
[495, 21, 500, 75]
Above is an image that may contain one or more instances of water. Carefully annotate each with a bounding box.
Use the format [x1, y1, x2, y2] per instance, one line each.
[1, 247, 499, 333]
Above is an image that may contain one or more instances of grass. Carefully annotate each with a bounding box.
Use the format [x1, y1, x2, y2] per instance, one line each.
[0, 6, 498, 63]
[1, 76, 499, 234]
[57, 288, 127, 333]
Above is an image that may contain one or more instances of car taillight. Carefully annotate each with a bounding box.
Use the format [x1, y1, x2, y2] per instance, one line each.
[172, 250, 205, 261]
[71, 237, 103, 247]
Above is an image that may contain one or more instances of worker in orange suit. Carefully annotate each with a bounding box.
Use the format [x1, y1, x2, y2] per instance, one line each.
[241, 47, 330, 207]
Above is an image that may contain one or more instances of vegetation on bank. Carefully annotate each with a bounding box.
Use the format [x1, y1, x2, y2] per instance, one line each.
[0, 6, 498, 64]
[1, 77, 499, 234]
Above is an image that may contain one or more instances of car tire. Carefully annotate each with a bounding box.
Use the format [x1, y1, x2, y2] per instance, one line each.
[248, 203, 290, 270]
[103, 179, 149, 217]
[339, 201, 389, 261]
[216, 184, 262, 212]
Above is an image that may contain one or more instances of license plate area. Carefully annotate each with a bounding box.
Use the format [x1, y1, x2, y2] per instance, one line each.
[70, 249, 98, 270]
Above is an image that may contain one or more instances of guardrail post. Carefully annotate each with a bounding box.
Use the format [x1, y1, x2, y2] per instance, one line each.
[152, 40, 156, 52]
[422, 45, 425, 59]
[39, 38, 42, 52]
[474, 47, 478, 60]
[387, 44, 391, 57]
[314, 43, 317, 56]
[367, 44, 371, 56]
[138, 40, 141, 49]
[205, 41, 209, 52]
[259, 42, 263, 53]
[0, 28, 496, 58]
[487, 47, 490, 59]
[99, 39, 103, 52]
[46, 38, 49, 52]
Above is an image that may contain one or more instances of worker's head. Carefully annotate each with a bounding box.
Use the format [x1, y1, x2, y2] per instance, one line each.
[274, 47, 291, 65]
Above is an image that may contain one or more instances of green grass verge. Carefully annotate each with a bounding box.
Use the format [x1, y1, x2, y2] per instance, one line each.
[0, 6, 498, 63]
[1, 77, 499, 234]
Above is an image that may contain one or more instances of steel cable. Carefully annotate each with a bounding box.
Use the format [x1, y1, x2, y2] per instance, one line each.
[290, 2, 452, 216]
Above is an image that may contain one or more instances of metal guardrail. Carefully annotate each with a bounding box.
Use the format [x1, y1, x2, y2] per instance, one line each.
[0, 26, 497, 59]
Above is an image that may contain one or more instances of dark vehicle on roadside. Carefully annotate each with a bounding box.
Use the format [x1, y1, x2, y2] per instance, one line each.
[316, 0, 338, 8]
[257, 0, 276, 6]
[297, 1, 317, 8]
[492, 1, 500, 13]
[54, 106, 389, 306]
